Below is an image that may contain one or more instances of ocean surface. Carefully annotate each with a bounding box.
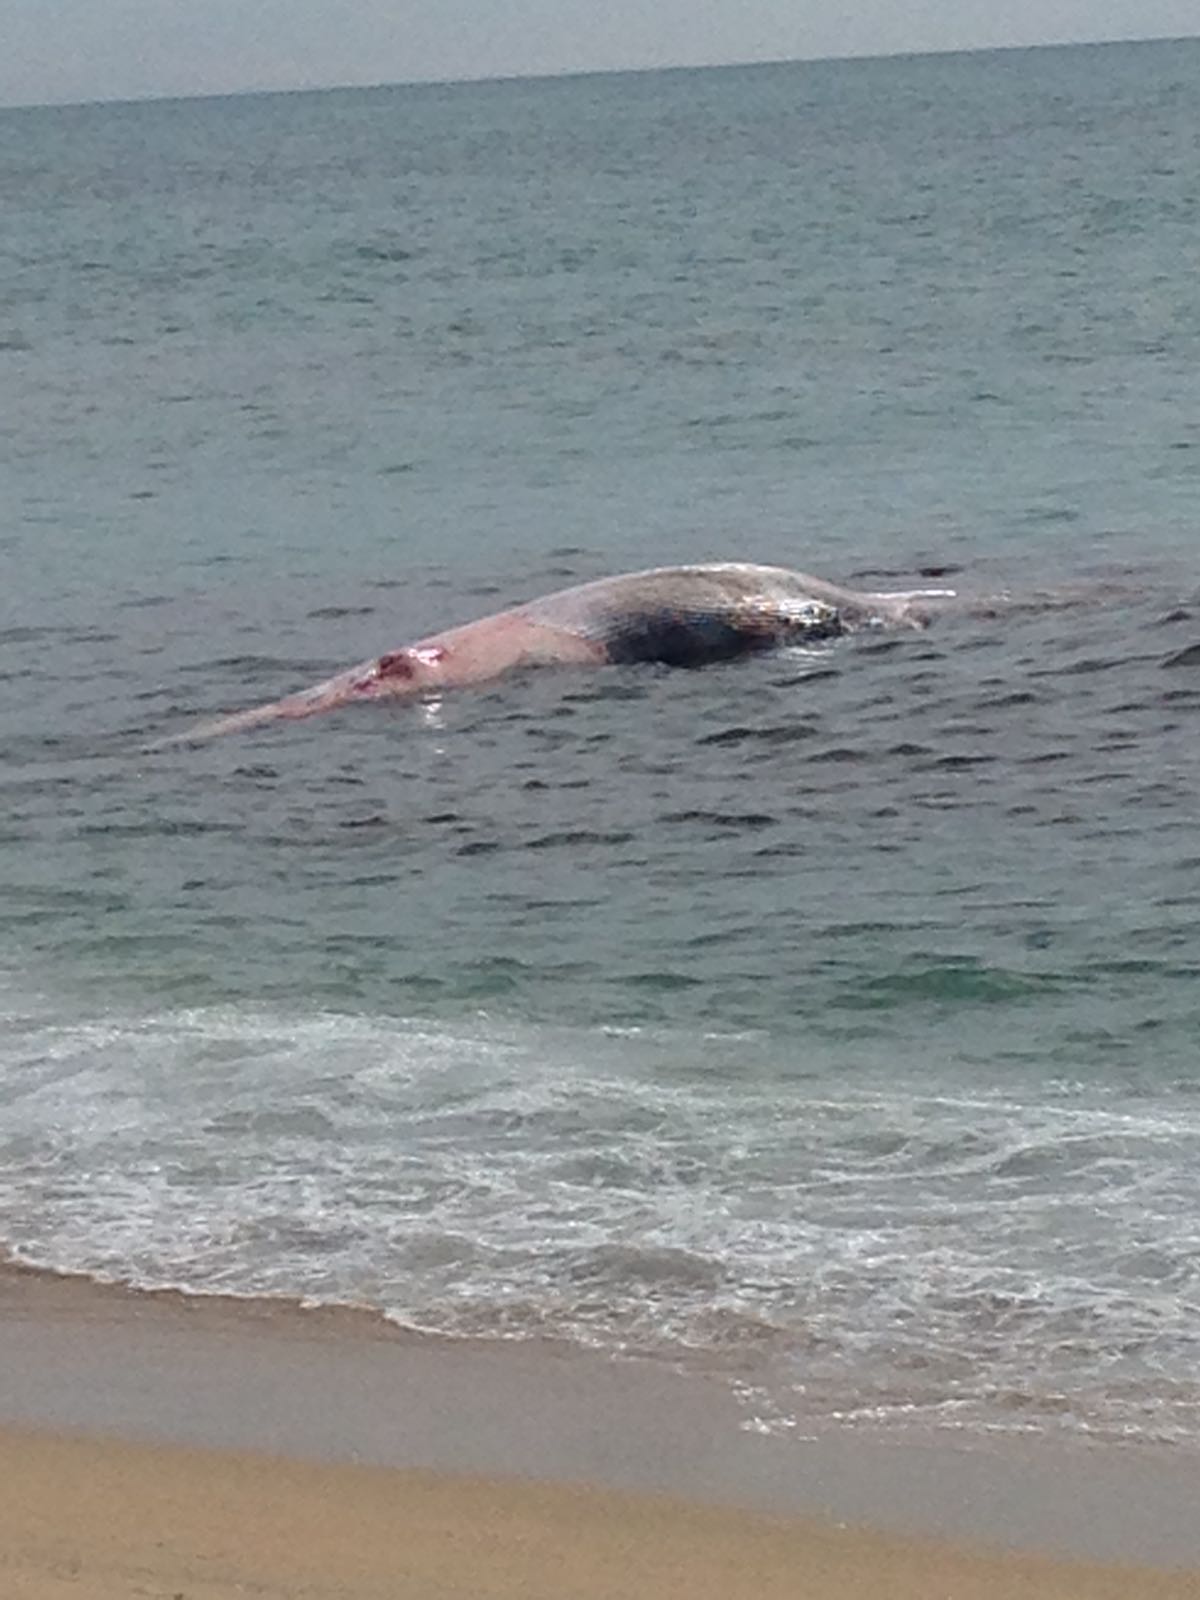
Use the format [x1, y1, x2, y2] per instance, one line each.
[3, 39, 1200, 1447]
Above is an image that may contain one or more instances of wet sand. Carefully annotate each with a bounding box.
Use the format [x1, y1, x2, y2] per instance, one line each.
[0, 1262, 1197, 1599]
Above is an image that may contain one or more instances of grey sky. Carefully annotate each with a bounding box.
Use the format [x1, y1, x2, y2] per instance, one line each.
[1, 0, 1197, 108]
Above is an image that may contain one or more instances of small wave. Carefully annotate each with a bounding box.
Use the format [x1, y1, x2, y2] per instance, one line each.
[833, 959, 1076, 1007]
[1, 981, 1198, 1444]
[697, 723, 821, 747]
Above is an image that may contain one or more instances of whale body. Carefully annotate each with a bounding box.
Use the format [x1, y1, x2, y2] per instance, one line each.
[165, 562, 957, 744]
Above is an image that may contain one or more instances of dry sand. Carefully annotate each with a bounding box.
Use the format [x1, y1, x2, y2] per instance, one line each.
[2, 1424, 1198, 1600]
[0, 1261, 1197, 1599]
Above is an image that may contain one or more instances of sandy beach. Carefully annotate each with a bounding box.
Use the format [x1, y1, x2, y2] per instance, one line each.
[4, 1423, 1199, 1600]
[0, 1263, 1198, 1599]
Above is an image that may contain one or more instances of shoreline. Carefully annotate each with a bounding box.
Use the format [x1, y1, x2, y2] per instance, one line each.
[2, 1256, 1199, 1583]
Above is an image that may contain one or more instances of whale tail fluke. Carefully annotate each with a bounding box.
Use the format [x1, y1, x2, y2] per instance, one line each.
[861, 588, 961, 628]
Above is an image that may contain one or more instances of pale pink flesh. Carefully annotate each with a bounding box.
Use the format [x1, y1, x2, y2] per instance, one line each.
[167, 611, 605, 745]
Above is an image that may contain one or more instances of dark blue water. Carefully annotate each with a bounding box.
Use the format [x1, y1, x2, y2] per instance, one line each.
[3, 40, 1200, 1445]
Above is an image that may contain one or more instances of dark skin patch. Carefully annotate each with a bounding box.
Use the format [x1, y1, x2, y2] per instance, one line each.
[604, 607, 840, 668]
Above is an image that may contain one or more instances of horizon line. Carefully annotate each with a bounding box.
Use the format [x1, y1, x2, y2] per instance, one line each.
[1, 29, 1196, 116]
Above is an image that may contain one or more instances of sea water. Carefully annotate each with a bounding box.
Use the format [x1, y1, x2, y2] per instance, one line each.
[3, 38, 1200, 1443]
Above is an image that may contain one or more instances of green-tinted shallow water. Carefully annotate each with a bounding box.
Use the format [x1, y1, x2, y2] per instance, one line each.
[2, 39, 1200, 1444]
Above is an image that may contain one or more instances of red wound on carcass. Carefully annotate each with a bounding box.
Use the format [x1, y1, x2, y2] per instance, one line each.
[376, 650, 416, 680]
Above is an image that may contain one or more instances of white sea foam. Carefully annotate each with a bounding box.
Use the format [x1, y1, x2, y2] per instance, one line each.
[2, 978, 1199, 1443]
